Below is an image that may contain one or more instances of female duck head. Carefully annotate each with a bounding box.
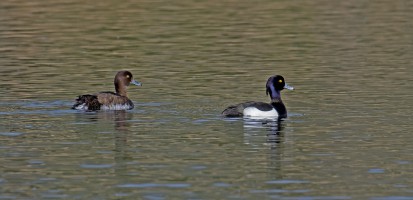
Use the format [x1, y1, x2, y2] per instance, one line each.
[114, 71, 142, 96]
[266, 75, 294, 99]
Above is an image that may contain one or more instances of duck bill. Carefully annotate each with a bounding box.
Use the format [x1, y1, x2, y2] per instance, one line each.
[131, 79, 142, 86]
[284, 83, 294, 90]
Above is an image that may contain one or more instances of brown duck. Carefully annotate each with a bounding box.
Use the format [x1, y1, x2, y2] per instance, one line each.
[72, 71, 142, 111]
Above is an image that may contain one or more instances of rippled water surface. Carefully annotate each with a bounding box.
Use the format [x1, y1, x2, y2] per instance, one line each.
[1, 0, 412, 199]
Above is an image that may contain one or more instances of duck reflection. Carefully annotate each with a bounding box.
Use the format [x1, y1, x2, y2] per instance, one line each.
[263, 119, 285, 145]
[242, 117, 286, 180]
[111, 111, 133, 166]
[112, 110, 132, 132]
[74, 110, 133, 162]
[73, 110, 133, 175]
[242, 117, 285, 146]
[74, 110, 133, 132]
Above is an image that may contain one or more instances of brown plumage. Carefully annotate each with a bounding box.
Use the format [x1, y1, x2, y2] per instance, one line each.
[72, 71, 142, 111]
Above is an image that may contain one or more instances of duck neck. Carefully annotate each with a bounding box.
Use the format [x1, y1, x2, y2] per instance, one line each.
[115, 83, 128, 97]
[271, 97, 287, 118]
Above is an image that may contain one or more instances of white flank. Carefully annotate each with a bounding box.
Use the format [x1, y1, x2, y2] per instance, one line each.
[74, 103, 88, 110]
[101, 104, 133, 110]
[243, 107, 278, 117]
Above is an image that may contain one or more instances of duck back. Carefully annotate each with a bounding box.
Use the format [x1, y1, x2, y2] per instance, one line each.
[72, 92, 134, 111]
[222, 101, 274, 117]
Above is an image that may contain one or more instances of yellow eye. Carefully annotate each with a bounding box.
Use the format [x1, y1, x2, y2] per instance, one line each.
[126, 75, 130, 78]
[278, 79, 283, 83]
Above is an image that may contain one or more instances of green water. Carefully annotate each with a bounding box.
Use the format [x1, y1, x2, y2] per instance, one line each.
[0, 0, 412, 199]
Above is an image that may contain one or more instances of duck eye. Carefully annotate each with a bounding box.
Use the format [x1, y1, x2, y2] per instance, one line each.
[126, 75, 130, 78]
[278, 79, 283, 83]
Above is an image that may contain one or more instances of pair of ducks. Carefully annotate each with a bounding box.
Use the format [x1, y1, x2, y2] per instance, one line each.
[72, 71, 294, 118]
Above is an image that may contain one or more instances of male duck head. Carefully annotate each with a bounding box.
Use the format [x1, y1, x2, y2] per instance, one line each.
[222, 75, 293, 118]
[266, 75, 294, 101]
[72, 70, 142, 111]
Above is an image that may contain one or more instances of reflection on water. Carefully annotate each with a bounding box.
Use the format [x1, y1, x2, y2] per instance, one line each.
[244, 118, 286, 183]
[74, 110, 133, 132]
[242, 117, 285, 145]
[73, 110, 134, 171]
[0, 0, 412, 199]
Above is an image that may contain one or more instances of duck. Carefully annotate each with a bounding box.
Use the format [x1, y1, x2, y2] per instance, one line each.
[72, 70, 142, 111]
[222, 75, 293, 118]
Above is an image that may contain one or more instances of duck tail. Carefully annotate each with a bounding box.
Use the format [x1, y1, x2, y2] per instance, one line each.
[72, 95, 101, 110]
[222, 105, 243, 117]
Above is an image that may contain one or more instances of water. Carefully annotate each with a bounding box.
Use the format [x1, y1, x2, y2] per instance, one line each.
[1, 0, 412, 199]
